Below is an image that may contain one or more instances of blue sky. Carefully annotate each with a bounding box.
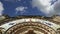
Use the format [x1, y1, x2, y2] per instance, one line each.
[0, 0, 45, 17]
[0, 0, 60, 17]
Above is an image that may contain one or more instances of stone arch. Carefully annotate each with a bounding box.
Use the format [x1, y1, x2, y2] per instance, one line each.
[5, 22, 56, 34]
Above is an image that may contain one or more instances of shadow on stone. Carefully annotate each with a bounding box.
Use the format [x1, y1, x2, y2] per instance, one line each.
[25, 30, 36, 34]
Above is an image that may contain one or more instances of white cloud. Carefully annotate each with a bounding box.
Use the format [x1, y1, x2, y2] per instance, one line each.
[16, 6, 28, 14]
[32, 0, 60, 17]
[0, 2, 4, 16]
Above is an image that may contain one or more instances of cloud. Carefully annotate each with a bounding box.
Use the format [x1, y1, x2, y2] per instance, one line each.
[53, 0, 60, 15]
[32, 0, 60, 17]
[0, 2, 4, 16]
[16, 6, 28, 14]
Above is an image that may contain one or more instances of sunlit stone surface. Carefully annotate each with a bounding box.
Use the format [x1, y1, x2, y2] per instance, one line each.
[0, 18, 60, 34]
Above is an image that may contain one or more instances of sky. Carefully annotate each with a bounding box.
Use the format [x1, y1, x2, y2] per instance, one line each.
[0, 0, 60, 17]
